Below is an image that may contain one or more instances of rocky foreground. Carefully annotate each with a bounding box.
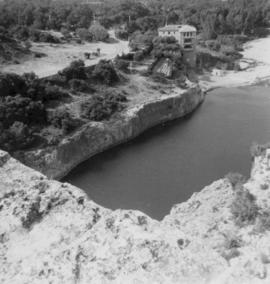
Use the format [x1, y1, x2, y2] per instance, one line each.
[1, 148, 270, 284]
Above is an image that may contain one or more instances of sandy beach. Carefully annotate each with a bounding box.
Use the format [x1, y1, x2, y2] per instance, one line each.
[200, 36, 270, 91]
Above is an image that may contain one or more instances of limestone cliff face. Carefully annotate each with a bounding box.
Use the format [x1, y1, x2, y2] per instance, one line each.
[21, 85, 204, 179]
[1, 148, 270, 284]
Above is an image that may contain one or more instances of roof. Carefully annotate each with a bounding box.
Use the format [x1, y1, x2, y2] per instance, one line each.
[158, 24, 197, 33]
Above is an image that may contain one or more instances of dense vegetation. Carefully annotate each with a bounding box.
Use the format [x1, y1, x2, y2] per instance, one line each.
[101, 0, 270, 38]
[0, 59, 126, 152]
[0, 0, 269, 40]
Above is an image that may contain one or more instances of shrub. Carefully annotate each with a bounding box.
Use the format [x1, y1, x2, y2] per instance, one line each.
[0, 73, 27, 97]
[255, 211, 270, 233]
[88, 23, 109, 42]
[129, 30, 156, 52]
[114, 58, 129, 72]
[29, 29, 60, 43]
[250, 142, 270, 158]
[76, 28, 92, 42]
[11, 25, 30, 41]
[230, 186, 259, 227]
[92, 60, 119, 85]
[115, 29, 129, 40]
[134, 50, 144, 61]
[225, 172, 247, 189]
[43, 85, 69, 101]
[260, 184, 269, 190]
[0, 95, 46, 127]
[8, 121, 36, 150]
[69, 79, 89, 92]
[81, 93, 126, 121]
[61, 27, 72, 39]
[151, 36, 183, 60]
[0, 121, 35, 151]
[49, 109, 80, 134]
[22, 72, 38, 84]
[205, 40, 221, 51]
[59, 60, 87, 82]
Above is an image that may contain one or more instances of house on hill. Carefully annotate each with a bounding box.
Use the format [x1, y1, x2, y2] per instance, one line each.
[158, 24, 197, 67]
[158, 25, 197, 51]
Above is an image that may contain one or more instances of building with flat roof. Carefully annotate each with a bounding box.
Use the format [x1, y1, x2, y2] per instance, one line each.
[158, 25, 197, 51]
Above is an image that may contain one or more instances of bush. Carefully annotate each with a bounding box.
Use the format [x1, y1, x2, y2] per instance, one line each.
[255, 211, 270, 233]
[115, 29, 129, 40]
[230, 186, 259, 227]
[134, 50, 144, 61]
[205, 40, 221, 51]
[129, 30, 156, 52]
[250, 142, 270, 158]
[81, 92, 127, 121]
[29, 29, 60, 43]
[76, 28, 92, 42]
[225, 172, 247, 189]
[44, 85, 69, 101]
[60, 27, 72, 39]
[114, 58, 129, 72]
[88, 23, 109, 42]
[151, 36, 183, 60]
[0, 73, 27, 97]
[92, 60, 119, 85]
[0, 95, 46, 127]
[49, 109, 80, 134]
[69, 79, 89, 92]
[11, 25, 30, 41]
[59, 60, 87, 82]
[0, 121, 35, 151]
[22, 72, 38, 84]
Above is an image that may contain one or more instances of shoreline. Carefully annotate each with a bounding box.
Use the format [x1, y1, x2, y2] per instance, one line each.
[20, 85, 204, 180]
[199, 35, 270, 92]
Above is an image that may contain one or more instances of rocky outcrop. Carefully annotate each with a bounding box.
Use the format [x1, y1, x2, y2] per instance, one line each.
[20, 85, 204, 179]
[1, 147, 270, 283]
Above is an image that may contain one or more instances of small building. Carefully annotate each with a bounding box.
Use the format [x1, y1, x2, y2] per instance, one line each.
[158, 25, 197, 51]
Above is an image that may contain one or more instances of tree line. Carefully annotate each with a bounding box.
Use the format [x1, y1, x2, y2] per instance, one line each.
[0, 0, 269, 39]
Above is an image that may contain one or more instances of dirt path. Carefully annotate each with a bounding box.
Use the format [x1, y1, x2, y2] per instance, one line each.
[0, 36, 129, 78]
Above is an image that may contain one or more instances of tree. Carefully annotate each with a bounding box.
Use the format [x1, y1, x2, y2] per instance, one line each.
[89, 23, 109, 42]
[76, 28, 92, 42]
[59, 60, 87, 82]
[92, 60, 119, 85]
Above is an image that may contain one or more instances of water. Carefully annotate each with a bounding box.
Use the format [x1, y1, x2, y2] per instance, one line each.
[64, 86, 270, 220]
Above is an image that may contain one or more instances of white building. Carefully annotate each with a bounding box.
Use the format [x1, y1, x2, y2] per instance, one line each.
[158, 25, 197, 51]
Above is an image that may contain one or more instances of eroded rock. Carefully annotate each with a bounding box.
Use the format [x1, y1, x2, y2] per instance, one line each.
[0, 149, 270, 283]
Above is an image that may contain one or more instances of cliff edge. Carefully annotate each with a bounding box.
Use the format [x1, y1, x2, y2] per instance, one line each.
[21, 83, 204, 180]
[1, 147, 270, 283]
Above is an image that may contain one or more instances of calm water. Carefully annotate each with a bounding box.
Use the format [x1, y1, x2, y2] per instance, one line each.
[64, 86, 270, 220]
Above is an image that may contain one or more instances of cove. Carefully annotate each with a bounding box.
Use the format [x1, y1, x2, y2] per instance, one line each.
[64, 86, 270, 220]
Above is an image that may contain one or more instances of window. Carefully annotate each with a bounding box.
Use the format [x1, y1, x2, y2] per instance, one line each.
[184, 44, 193, 50]
[184, 38, 192, 43]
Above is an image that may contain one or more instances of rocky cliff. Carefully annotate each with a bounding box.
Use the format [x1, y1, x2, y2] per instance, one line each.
[20, 85, 204, 179]
[1, 146, 270, 283]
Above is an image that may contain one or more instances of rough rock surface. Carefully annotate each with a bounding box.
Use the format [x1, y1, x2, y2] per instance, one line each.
[1, 148, 270, 283]
[20, 85, 204, 179]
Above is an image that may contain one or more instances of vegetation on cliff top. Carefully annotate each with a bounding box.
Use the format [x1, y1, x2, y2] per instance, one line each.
[0, 59, 127, 152]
